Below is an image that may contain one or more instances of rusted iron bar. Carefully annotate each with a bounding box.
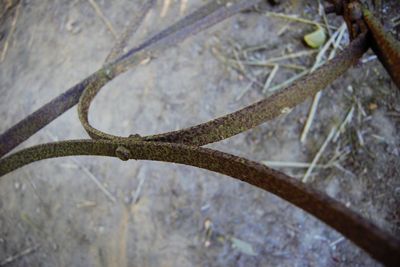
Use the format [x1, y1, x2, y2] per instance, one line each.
[363, 8, 400, 88]
[0, 0, 262, 158]
[325, 0, 400, 89]
[1, 138, 399, 266]
[78, 33, 369, 146]
[1, 1, 400, 266]
[2, 32, 400, 266]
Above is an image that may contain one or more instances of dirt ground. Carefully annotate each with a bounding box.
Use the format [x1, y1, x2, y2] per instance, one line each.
[0, 0, 399, 266]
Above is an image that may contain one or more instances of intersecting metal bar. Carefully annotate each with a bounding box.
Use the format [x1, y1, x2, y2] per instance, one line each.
[1, 1, 400, 266]
[78, 33, 369, 146]
[0, 0, 262, 158]
[2, 31, 400, 266]
[1, 138, 400, 266]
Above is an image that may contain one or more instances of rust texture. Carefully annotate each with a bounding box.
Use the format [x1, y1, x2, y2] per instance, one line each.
[1, 137, 400, 265]
[327, 0, 400, 89]
[78, 33, 369, 147]
[1, 1, 400, 266]
[0, 0, 262, 158]
[363, 8, 400, 89]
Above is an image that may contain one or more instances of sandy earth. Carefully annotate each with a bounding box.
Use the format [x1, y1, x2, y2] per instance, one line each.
[0, 0, 399, 266]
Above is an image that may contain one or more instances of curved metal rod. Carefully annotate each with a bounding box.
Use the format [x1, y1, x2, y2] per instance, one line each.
[1, 1, 400, 266]
[0, 0, 262, 158]
[0, 139, 399, 265]
[78, 33, 369, 145]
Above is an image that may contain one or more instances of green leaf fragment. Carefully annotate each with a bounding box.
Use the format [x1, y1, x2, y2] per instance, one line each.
[304, 26, 326, 49]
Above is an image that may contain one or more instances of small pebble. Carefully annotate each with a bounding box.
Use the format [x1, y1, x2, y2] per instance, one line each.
[66, 19, 81, 34]
[347, 85, 354, 93]
[14, 182, 21, 190]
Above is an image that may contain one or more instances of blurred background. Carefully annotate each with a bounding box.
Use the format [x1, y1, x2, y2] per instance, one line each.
[0, 0, 399, 266]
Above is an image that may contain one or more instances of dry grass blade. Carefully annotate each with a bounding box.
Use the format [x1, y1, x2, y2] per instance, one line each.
[226, 44, 318, 96]
[300, 91, 322, 143]
[105, 0, 156, 63]
[317, 0, 333, 37]
[161, 0, 172, 18]
[300, 23, 347, 143]
[262, 160, 328, 169]
[311, 23, 347, 72]
[226, 44, 318, 95]
[241, 61, 306, 70]
[180, 0, 188, 15]
[132, 171, 146, 204]
[87, 0, 118, 39]
[214, 44, 308, 71]
[241, 50, 317, 65]
[46, 132, 116, 203]
[265, 11, 336, 30]
[268, 69, 309, 92]
[333, 106, 355, 142]
[235, 81, 254, 101]
[0, 0, 20, 62]
[262, 64, 279, 93]
[0, 244, 40, 266]
[302, 127, 337, 183]
[228, 44, 264, 87]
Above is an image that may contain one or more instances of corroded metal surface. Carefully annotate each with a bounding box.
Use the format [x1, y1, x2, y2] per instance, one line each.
[363, 8, 400, 88]
[1, 137, 400, 265]
[78, 32, 369, 146]
[0, 0, 263, 158]
[326, 0, 400, 90]
[1, 0, 400, 266]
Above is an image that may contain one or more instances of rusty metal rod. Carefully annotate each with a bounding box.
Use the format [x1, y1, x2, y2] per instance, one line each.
[1, 139, 399, 266]
[363, 8, 400, 89]
[0, 0, 262, 158]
